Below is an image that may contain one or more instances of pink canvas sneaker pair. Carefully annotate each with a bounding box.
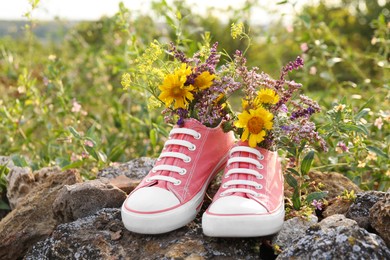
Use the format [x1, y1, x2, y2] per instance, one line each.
[121, 119, 284, 236]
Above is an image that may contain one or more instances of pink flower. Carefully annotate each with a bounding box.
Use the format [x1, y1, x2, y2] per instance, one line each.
[81, 151, 89, 159]
[311, 199, 323, 210]
[374, 117, 383, 130]
[84, 140, 94, 147]
[300, 43, 309, 52]
[336, 141, 349, 154]
[286, 25, 294, 33]
[71, 99, 82, 113]
[309, 66, 317, 75]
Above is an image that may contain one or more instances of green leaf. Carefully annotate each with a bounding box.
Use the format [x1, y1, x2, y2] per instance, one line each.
[0, 200, 10, 210]
[69, 126, 81, 139]
[301, 150, 315, 175]
[354, 108, 370, 121]
[306, 191, 328, 203]
[85, 147, 99, 161]
[367, 146, 389, 159]
[61, 160, 84, 170]
[149, 129, 157, 148]
[11, 154, 29, 167]
[285, 173, 298, 188]
[339, 124, 369, 135]
[299, 14, 311, 28]
[97, 151, 107, 163]
[292, 188, 301, 210]
[276, 0, 288, 4]
[287, 168, 300, 176]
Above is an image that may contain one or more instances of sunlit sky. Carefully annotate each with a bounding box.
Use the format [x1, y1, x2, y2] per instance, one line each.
[0, 0, 316, 24]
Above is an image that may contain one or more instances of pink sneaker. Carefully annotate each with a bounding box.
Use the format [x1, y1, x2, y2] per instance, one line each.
[202, 141, 284, 237]
[121, 119, 235, 234]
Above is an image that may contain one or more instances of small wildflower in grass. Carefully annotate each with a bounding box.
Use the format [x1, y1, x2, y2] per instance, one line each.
[366, 151, 377, 161]
[81, 151, 89, 159]
[336, 141, 349, 153]
[235, 107, 273, 147]
[374, 117, 383, 129]
[311, 199, 323, 210]
[121, 73, 131, 90]
[357, 160, 366, 168]
[300, 43, 309, 52]
[333, 104, 346, 112]
[84, 140, 94, 148]
[71, 99, 82, 113]
[309, 66, 317, 75]
[48, 54, 56, 61]
[231, 22, 244, 39]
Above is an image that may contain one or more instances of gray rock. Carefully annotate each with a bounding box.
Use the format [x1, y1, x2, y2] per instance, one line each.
[346, 191, 386, 229]
[97, 157, 156, 180]
[53, 178, 127, 223]
[2, 156, 33, 209]
[370, 192, 390, 247]
[277, 214, 390, 260]
[272, 215, 318, 250]
[0, 168, 82, 260]
[26, 208, 263, 259]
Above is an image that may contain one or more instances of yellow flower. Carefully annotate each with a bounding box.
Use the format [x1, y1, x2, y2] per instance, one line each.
[231, 22, 244, 39]
[193, 71, 215, 90]
[357, 160, 366, 168]
[366, 151, 377, 161]
[235, 107, 273, 147]
[158, 64, 194, 109]
[242, 97, 262, 111]
[121, 73, 131, 90]
[255, 88, 279, 105]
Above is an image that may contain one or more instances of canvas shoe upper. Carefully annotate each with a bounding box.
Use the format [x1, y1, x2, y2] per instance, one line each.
[121, 118, 235, 234]
[202, 141, 284, 237]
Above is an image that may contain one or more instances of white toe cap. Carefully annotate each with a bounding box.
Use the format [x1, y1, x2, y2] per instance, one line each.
[208, 196, 267, 214]
[124, 187, 180, 212]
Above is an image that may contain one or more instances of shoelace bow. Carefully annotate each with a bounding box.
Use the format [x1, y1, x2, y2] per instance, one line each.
[146, 128, 201, 186]
[220, 146, 264, 197]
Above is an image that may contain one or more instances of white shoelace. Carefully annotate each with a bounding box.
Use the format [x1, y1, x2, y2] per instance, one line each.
[146, 128, 200, 186]
[220, 146, 264, 197]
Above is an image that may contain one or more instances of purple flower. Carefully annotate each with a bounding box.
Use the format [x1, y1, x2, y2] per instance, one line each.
[176, 108, 188, 127]
[311, 200, 323, 211]
[336, 141, 349, 153]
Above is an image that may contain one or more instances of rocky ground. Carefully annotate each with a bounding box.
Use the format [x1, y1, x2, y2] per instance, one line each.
[0, 156, 389, 259]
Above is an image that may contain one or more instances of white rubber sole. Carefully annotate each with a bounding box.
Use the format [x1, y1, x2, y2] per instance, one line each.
[121, 157, 228, 234]
[202, 205, 285, 237]
[121, 188, 204, 234]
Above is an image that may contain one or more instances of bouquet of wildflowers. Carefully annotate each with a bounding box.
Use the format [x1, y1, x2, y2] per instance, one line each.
[157, 42, 240, 128]
[231, 50, 327, 152]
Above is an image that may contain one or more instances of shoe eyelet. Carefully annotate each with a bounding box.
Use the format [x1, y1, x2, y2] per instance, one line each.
[194, 133, 201, 140]
[174, 180, 181, 186]
[222, 184, 228, 188]
[220, 192, 226, 197]
[145, 178, 152, 182]
[254, 193, 260, 197]
[258, 155, 264, 160]
[157, 158, 162, 161]
[257, 175, 264, 179]
[152, 169, 157, 173]
[257, 164, 264, 169]
[224, 175, 230, 179]
[183, 157, 191, 163]
[188, 145, 196, 151]
[256, 185, 262, 189]
[180, 169, 187, 175]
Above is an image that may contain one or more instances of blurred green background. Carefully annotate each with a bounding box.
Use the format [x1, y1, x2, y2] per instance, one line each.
[0, 0, 389, 190]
